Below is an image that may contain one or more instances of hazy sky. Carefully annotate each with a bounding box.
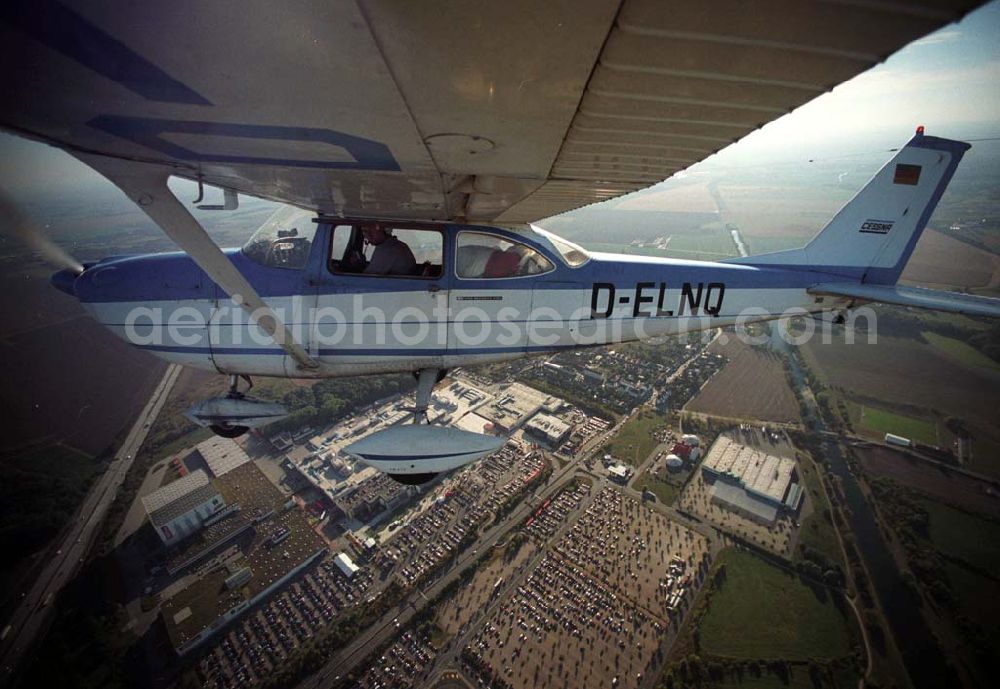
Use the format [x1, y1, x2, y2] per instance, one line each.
[692, 0, 1000, 168]
[1, 1, 998, 204]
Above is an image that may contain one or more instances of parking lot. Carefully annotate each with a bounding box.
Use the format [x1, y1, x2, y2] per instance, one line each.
[373, 442, 546, 589]
[349, 627, 438, 689]
[464, 487, 712, 689]
[197, 558, 373, 689]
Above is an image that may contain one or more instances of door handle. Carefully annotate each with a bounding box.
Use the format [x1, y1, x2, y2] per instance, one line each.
[427, 284, 441, 293]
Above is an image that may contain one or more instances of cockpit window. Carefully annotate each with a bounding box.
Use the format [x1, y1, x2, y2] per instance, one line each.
[329, 224, 443, 278]
[532, 226, 590, 267]
[242, 207, 317, 269]
[455, 232, 554, 279]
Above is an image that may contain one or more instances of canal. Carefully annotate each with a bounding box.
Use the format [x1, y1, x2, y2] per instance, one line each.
[769, 323, 955, 688]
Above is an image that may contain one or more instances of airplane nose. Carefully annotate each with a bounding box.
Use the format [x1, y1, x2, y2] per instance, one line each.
[50, 267, 79, 296]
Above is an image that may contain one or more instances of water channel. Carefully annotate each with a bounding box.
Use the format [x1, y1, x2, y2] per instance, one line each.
[768, 323, 955, 687]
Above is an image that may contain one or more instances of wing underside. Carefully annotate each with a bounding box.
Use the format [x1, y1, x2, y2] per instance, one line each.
[0, 0, 984, 222]
[809, 283, 1000, 318]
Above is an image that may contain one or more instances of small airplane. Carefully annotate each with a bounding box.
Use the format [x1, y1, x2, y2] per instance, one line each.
[46, 128, 1000, 482]
[2, 1, 994, 483]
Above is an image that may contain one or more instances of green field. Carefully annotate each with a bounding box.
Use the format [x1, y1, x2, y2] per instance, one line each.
[603, 408, 669, 466]
[860, 406, 938, 446]
[700, 549, 854, 660]
[944, 561, 1000, 647]
[633, 469, 682, 505]
[794, 456, 843, 568]
[922, 499, 1000, 571]
[922, 331, 1000, 373]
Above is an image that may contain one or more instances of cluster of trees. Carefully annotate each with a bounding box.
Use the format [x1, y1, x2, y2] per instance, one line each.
[796, 544, 846, 588]
[659, 654, 858, 689]
[265, 373, 416, 435]
[870, 307, 1000, 365]
[521, 372, 623, 420]
[0, 446, 106, 576]
[869, 478, 953, 606]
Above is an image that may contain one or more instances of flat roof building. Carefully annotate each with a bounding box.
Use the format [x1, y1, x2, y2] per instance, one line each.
[142, 469, 225, 546]
[196, 436, 251, 477]
[710, 481, 779, 525]
[700, 436, 802, 525]
[608, 464, 631, 484]
[524, 413, 572, 446]
[701, 436, 795, 506]
[334, 552, 359, 579]
[483, 383, 557, 432]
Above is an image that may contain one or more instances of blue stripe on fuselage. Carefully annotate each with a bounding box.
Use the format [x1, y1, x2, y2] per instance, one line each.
[74, 250, 847, 304]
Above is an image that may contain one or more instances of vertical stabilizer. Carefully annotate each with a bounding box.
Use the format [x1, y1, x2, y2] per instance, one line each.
[729, 130, 969, 285]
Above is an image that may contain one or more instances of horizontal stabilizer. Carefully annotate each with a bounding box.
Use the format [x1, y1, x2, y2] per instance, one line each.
[808, 283, 1000, 318]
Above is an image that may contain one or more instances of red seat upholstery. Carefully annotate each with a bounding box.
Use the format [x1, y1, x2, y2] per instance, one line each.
[483, 249, 520, 278]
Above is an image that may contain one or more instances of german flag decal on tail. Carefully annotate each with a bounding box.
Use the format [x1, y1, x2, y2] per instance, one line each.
[893, 163, 922, 185]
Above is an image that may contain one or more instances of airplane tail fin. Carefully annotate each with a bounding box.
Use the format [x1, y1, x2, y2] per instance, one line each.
[727, 130, 970, 285]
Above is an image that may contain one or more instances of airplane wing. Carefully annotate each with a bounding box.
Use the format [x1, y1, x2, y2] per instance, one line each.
[809, 283, 1000, 318]
[0, 0, 985, 223]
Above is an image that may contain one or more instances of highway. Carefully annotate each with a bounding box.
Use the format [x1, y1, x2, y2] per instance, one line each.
[0, 363, 182, 687]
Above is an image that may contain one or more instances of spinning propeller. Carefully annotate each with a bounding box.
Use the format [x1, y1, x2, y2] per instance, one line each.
[0, 191, 84, 278]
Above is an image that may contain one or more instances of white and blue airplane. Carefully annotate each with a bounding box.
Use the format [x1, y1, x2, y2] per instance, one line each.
[47, 129, 1000, 481]
[3, 1, 995, 482]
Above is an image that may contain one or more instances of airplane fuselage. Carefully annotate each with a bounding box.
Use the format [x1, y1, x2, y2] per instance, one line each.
[58, 221, 849, 378]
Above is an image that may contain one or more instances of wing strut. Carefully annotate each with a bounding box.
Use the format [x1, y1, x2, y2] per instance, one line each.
[76, 155, 319, 371]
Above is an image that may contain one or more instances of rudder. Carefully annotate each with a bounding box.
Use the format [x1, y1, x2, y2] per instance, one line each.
[729, 129, 970, 285]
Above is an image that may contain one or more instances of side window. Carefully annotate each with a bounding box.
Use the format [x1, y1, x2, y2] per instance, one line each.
[329, 224, 443, 278]
[242, 207, 317, 269]
[455, 232, 554, 279]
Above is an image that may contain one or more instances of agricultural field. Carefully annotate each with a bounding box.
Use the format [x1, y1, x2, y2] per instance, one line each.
[0, 443, 104, 600]
[705, 664, 862, 689]
[686, 339, 801, 424]
[602, 408, 671, 467]
[799, 332, 1000, 478]
[855, 446, 1000, 519]
[922, 331, 1000, 374]
[900, 228, 999, 292]
[799, 335, 995, 420]
[698, 549, 855, 661]
[858, 406, 939, 446]
[0, 263, 167, 599]
[584, 228, 737, 261]
[943, 561, 1000, 664]
[922, 499, 1000, 573]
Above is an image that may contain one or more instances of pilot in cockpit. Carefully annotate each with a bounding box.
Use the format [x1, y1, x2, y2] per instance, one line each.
[360, 222, 417, 275]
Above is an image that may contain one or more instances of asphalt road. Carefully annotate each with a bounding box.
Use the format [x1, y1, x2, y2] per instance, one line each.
[0, 363, 182, 687]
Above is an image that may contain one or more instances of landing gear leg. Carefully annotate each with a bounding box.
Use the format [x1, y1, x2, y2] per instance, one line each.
[412, 369, 444, 425]
[208, 374, 254, 438]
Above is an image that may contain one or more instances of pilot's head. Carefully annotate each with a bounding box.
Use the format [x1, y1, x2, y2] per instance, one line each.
[360, 222, 388, 245]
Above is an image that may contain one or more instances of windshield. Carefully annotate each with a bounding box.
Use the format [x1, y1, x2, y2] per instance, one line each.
[242, 207, 317, 269]
[531, 225, 590, 267]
